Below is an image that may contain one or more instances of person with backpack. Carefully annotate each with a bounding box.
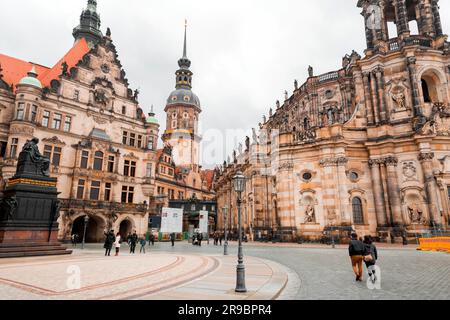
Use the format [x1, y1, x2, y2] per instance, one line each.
[139, 237, 147, 254]
[129, 231, 138, 254]
[170, 233, 176, 247]
[348, 233, 365, 282]
[363, 235, 378, 284]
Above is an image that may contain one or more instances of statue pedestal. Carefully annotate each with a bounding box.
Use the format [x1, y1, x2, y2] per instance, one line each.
[299, 223, 322, 241]
[0, 174, 71, 258]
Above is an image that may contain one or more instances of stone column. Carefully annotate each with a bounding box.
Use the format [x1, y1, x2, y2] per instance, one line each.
[419, 152, 442, 227]
[394, 0, 410, 37]
[369, 159, 388, 227]
[379, 163, 393, 226]
[375, 67, 387, 123]
[337, 157, 351, 223]
[431, 0, 443, 37]
[363, 72, 375, 125]
[370, 71, 381, 124]
[383, 156, 403, 226]
[407, 57, 423, 117]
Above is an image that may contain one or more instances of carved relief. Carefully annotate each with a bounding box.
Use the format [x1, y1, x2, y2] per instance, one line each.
[402, 161, 418, 181]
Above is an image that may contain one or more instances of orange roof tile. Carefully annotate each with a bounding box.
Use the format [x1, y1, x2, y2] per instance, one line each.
[0, 54, 49, 90]
[201, 169, 215, 190]
[0, 37, 90, 90]
[40, 38, 90, 87]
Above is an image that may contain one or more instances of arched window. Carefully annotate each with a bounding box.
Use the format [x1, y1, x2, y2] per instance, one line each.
[93, 151, 104, 171]
[352, 197, 364, 225]
[421, 71, 441, 103]
[422, 79, 431, 103]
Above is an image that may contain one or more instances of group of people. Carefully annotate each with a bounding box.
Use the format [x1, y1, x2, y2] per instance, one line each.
[348, 233, 378, 283]
[103, 230, 156, 256]
[192, 232, 204, 246]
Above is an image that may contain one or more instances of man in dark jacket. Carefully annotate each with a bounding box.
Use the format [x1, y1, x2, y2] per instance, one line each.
[129, 231, 138, 254]
[103, 230, 116, 256]
[348, 233, 365, 281]
[198, 233, 203, 246]
[170, 233, 176, 247]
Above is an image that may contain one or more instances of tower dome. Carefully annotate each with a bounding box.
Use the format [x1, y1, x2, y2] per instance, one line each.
[19, 66, 42, 89]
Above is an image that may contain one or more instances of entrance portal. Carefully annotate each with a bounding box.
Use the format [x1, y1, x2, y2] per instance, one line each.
[71, 215, 105, 243]
[119, 219, 132, 240]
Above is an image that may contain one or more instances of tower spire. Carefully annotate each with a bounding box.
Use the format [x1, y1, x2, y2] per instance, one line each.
[73, 0, 103, 48]
[183, 19, 188, 58]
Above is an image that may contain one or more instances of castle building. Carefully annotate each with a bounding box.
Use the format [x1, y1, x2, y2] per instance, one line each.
[0, 0, 160, 242]
[215, 0, 450, 243]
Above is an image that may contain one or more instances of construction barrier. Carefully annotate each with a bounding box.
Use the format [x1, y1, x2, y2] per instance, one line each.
[417, 237, 450, 253]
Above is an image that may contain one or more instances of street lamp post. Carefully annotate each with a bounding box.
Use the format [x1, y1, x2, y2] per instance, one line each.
[223, 206, 229, 255]
[233, 171, 247, 293]
[81, 215, 89, 249]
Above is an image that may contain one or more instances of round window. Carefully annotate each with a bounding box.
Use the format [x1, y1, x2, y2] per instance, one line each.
[183, 95, 190, 102]
[302, 172, 312, 181]
[349, 171, 359, 181]
[171, 96, 177, 101]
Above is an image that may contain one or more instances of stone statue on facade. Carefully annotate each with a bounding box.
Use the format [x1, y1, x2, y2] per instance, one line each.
[61, 61, 69, 76]
[308, 65, 314, 77]
[276, 100, 280, 109]
[19, 138, 50, 177]
[408, 204, 426, 224]
[284, 90, 289, 101]
[269, 108, 273, 117]
[252, 128, 259, 144]
[304, 204, 315, 223]
[294, 79, 298, 90]
[133, 89, 140, 101]
[245, 136, 250, 151]
[238, 143, 243, 155]
[391, 88, 407, 111]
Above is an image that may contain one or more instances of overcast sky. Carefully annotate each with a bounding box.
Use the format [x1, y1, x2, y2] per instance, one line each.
[1, 0, 450, 166]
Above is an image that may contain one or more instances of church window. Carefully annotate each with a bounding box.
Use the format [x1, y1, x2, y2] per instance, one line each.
[302, 172, 312, 182]
[43, 145, 61, 166]
[122, 131, 128, 145]
[137, 135, 142, 148]
[183, 112, 189, 119]
[124, 160, 130, 176]
[93, 151, 104, 171]
[15, 103, 25, 120]
[30, 105, 38, 122]
[64, 116, 72, 132]
[80, 151, 89, 169]
[42, 111, 50, 127]
[172, 112, 177, 119]
[147, 137, 154, 150]
[52, 113, 62, 130]
[121, 186, 134, 203]
[90, 181, 101, 201]
[349, 171, 359, 182]
[9, 138, 18, 158]
[76, 179, 85, 199]
[129, 133, 136, 146]
[146, 163, 153, 178]
[107, 156, 115, 173]
[104, 183, 112, 201]
[172, 120, 177, 129]
[352, 197, 364, 225]
[122, 106, 127, 115]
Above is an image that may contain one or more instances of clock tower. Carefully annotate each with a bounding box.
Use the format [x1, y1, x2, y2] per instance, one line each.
[163, 22, 202, 172]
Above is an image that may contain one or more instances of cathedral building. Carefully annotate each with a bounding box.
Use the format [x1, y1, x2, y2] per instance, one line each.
[0, 0, 160, 242]
[215, 0, 450, 243]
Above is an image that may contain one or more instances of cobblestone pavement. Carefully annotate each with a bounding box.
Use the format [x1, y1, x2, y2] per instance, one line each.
[0, 248, 288, 300]
[134, 241, 450, 300]
[0, 241, 448, 300]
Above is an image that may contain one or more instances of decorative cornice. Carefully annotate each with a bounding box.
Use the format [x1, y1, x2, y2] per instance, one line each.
[418, 152, 435, 162]
[383, 156, 399, 167]
[42, 136, 66, 146]
[319, 157, 348, 167]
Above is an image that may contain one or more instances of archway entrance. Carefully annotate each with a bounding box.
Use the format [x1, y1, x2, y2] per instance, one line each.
[119, 219, 133, 240]
[71, 215, 105, 243]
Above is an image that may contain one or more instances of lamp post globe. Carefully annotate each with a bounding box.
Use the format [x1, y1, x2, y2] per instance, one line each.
[233, 171, 247, 293]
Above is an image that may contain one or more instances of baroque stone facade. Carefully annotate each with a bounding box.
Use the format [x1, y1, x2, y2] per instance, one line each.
[215, 0, 450, 242]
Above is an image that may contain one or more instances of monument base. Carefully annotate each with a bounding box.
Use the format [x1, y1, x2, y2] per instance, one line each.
[0, 228, 72, 258]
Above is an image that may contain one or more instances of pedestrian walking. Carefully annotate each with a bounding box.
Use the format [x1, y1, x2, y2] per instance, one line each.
[363, 235, 378, 284]
[103, 230, 115, 256]
[129, 231, 138, 254]
[71, 234, 77, 247]
[149, 233, 155, 246]
[114, 232, 121, 256]
[198, 233, 203, 247]
[139, 237, 146, 254]
[219, 233, 223, 246]
[348, 233, 365, 282]
[170, 232, 176, 247]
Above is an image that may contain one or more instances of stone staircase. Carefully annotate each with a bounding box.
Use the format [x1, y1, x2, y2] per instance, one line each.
[0, 242, 72, 258]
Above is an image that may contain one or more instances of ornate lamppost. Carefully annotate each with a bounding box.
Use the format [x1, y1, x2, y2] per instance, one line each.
[223, 205, 229, 255]
[233, 171, 246, 293]
[81, 215, 89, 249]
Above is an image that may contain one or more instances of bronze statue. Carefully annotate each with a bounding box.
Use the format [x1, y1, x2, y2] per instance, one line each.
[21, 138, 50, 176]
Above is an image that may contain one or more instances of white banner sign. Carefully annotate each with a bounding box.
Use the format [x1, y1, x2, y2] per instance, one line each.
[160, 208, 183, 233]
[199, 210, 209, 234]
